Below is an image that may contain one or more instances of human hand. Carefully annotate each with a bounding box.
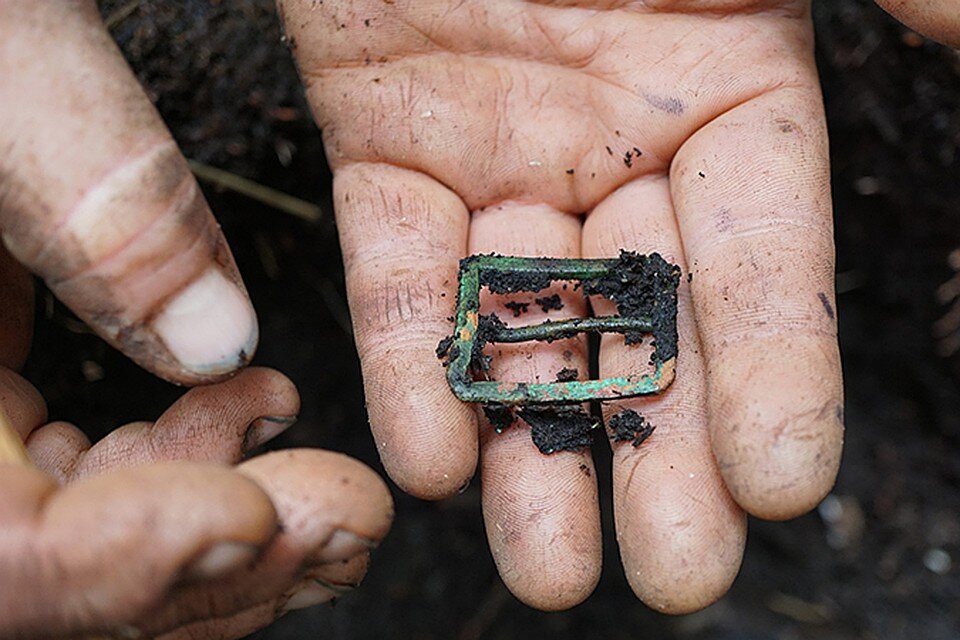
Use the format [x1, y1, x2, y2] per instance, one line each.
[875, 0, 960, 47]
[0, 264, 392, 637]
[0, 1, 260, 385]
[0, 369, 392, 639]
[278, 0, 843, 612]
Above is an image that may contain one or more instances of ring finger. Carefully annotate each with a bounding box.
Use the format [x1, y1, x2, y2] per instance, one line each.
[582, 176, 746, 613]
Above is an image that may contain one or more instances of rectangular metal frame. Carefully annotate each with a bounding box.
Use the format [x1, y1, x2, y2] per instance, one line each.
[446, 255, 676, 405]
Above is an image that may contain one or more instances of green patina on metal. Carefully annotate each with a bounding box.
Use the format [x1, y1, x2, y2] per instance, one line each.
[442, 254, 677, 406]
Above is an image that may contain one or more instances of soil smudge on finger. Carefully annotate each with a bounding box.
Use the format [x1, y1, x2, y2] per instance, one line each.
[518, 406, 597, 455]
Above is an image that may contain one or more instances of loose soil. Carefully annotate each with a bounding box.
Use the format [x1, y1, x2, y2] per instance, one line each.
[608, 409, 656, 448]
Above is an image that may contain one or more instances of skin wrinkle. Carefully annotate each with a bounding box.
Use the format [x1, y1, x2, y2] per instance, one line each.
[44, 174, 200, 288]
[58, 212, 220, 325]
[523, 0, 806, 18]
[20, 141, 181, 271]
[318, 55, 802, 212]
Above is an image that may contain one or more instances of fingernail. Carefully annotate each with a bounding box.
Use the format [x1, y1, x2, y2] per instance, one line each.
[184, 541, 259, 581]
[280, 582, 338, 613]
[243, 415, 298, 452]
[153, 268, 258, 376]
[312, 576, 356, 596]
[317, 529, 377, 563]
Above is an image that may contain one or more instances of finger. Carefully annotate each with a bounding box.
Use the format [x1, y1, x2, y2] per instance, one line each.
[875, 0, 960, 47]
[0, 244, 33, 370]
[334, 162, 477, 498]
[583, 176, 746, 614]
[0, 2, 256, 385]
[237, 450, 392, 565]
[157, 555, 369, 640]
[469, 204, 601, 611]
[1, 463, 278, 637]
[139, 450, 392, 635]
[72, 368, 300, 477]
[25, 421, 91, 483]
[671, 87, 843, 519]
[0, 366, 47, 441]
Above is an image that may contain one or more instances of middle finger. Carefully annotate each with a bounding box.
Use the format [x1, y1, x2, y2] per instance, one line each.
[469, 203, 601, 611]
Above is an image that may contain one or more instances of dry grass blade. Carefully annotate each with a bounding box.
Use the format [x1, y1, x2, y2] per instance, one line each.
[188, 160, 323, 224]
[103, 0, 143, 30]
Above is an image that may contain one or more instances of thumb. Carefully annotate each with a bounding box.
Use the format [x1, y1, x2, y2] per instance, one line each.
[0, 1, 257, 385]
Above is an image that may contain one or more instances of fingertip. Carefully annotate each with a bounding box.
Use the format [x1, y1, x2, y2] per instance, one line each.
[502, 559, 600, 612]
[368, 383, 478, 501]
[242, 367, 301, 416]
[626, 571, 735, 616]
[380, 442, 477, 501]
[24, 421, 91, 483]
[238, 449, 394, 548]
[709, 340, 844, 521]
[719, 443, 842, 522]
[152, 268, 259, 384]
[613, 438, 747, 614]
[618, 488, 746, 615]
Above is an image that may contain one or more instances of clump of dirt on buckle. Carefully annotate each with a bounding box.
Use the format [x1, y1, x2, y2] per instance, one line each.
[461, 254, 555, 294]
[504, 300, 530, 317]
[556, 367, 578, 382]
[436, 335, 455, 360]
[518, 406, 597, 455]
[535, 294, 564, 313]
[608, 409, 656, 447]
[482, 403, 515, 432]
[583, 250, 681, 363]
[436, 314, 505, 382]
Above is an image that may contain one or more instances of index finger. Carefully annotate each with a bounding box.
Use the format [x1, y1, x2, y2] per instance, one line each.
[333, 162, 477, 498]
[671, 85, 843, 520]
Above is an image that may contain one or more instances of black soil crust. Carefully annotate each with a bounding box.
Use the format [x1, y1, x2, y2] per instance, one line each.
[464, 254, 555, 294]
[435, 335, 454, 361]
[583, 250, 681, 362]
[518, 406, 597, 455]
[555, 367, 579, 382]
[608, 409, 656, 447]
[504, 301, 530, 317]
[471, 314, 506, 376]
[535, 294, 564, 313]
[482, 403, 515, 433]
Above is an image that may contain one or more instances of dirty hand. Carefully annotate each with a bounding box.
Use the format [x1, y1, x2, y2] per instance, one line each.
[0, 1, 260, 386]
[279, 0, 844, 612]
[875, 0, 960, 47]
[0, 266, 392, 638]
[1, 5, 394, 637]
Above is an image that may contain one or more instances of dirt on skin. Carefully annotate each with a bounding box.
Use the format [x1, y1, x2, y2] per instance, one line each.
[582, 251, 681, 359]
[482, 403, 515, 433]
[608, 409, 656, 447]
[518, 406, 599, 455]
[504, 300, 530, 317]
[535, 294, 564, 313]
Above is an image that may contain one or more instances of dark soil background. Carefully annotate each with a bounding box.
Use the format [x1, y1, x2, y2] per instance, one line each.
[36, 1, 960, 637]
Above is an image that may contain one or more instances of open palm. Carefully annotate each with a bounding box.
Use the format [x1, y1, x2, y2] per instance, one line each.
[280, 0, 843, 612]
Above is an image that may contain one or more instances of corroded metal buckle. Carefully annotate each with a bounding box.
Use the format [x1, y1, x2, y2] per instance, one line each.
[440, 253, 679, 406]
